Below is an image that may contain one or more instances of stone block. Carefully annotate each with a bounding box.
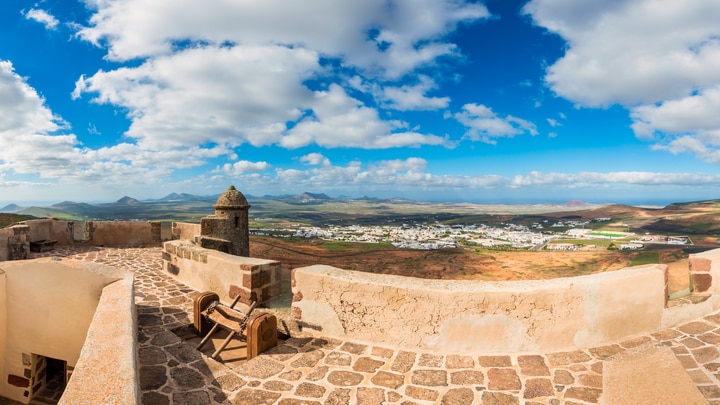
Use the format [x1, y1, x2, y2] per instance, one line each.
[228, 285, 257, 305]
[166, 263, 179, 276]
[691, 257, 712, 272]
[8, 374, 29, 388]
[405, 385, 439, 401]
[478, 355, 512, 367]
[692, 273, 713, 293]
[242, 273, 253, 289]
[487, 368, 521, 390]
[517, 355, 550, 376]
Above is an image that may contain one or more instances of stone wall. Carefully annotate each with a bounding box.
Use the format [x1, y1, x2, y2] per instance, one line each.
[0, 258, 137, 404]
[0, 219, 73, 261]
[689, 249, 720, 294]
[59, 264, 139, 405]
[20, 219, 74, 245]
[1, 220, 166, 262]
[171, 222, 201, 241]
[162, 239, 281, 310]
[86, 221, 161, 247]
[0, 270, 6, 393]
[291, 262, 683, 353]
[0, 225, 29, 261]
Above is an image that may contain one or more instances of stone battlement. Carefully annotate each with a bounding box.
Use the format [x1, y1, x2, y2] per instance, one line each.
[291, 248, 720, 354]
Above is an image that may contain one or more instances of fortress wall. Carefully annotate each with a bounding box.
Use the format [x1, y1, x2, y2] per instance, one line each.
[291, 263, 671, 353]
[0, 229, 8, 261]
[59, 264, 139, 405]
[21, 219, 74, 245]
[0, 270, 6, 390]
[0, 225, 29, 261]
[0, 259, 135, 403]
[86, 220, 161, 246]
[162, 239, 282, 310]
[689, 248, 720, 294]
[172, 222, 201, 241]
[660, 248, 720, 326]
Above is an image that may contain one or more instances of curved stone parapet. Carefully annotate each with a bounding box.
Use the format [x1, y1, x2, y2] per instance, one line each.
[291, 248, 720, 353]
[59, 262, 139, 405]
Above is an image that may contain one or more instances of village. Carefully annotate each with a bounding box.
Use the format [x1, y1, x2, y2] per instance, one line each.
[251, 217, 691, 251]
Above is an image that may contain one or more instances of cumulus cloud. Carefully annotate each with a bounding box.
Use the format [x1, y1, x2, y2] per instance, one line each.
[220, 160, 271, 176]
[72, 0, 478, 152]
[77, 0, 489, 78]
[526, 0, 720, 107]
[380, 75, 451, 111]
[74, 45, 319, 149]
[0, 61, 84, 178]
[0, 59, 233, 185]
[280, 84, 449, 149]
[300, 153, 331, 167]
[631, 85, 720, 138]
[525, 0, 720, 167]
[0, 61, 63, 135]
[455, 103, 538, 144]
[511, 170, 720, 188]
[23, 8, 60, 30]
[197, 156, 720, 197]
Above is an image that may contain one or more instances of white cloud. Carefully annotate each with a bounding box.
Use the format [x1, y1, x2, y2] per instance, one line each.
[70, 0, 488, 156]
[0, 61, 85, 179]
[526, 0, 720, 166]
[630, 85, 720, 163]
[220, 160, 271, 176]
[23, 8, 60, 30]
[0, 61, 63, 135]
[301, 153, 331, 167]
[547, 118, 560, 127]
[77, 0, 489, 78]
[455, 103, 538, 144]
[380, 75, 451, 111]
[526, 0, 720, 107]
[194, 156, 720, 197]
[0, 59, 235, 185]
[281, 84, 450, 149]
[631, 85, 720, 138]
[511, 170, 720, 188]
[75, 45, 319, 149]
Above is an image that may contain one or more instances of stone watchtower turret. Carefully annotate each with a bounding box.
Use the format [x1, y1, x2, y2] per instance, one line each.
[198, 185, 250, 256]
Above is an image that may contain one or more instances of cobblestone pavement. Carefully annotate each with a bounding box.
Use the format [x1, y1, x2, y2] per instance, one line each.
[28, 246, 720, 404]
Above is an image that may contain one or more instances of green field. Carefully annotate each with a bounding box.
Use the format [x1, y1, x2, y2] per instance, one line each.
[628, 252, 660, 266]
[549, 239, 614, 247]
[588, 231, 630, 238]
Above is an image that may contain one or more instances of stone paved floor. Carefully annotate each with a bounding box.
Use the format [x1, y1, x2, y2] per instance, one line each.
[23, 245, 720, 404]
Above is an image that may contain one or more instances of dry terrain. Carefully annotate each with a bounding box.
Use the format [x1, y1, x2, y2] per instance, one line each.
[250, 236, 692, 293]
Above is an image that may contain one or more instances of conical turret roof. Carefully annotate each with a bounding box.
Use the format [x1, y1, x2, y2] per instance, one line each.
[213, 185, 249, 209]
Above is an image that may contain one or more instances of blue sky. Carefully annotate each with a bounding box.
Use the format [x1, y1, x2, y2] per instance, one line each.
[1, 0, 720, 206]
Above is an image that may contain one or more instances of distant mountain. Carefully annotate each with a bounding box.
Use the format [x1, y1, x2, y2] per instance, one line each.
[49, 201, 104, 218]
[115, 196, 141, 205]
[664, 199, 720, 210]
[17, 205, 87, 220]
[152, 192, 215, 203]
[352, 195, 383, 202]
[302, 192, 332, 200]
[52, 200, 93, 209]
[278, 192, 335, 204]
[565, 200, 591, 207]
[0, 203, 22, 213]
